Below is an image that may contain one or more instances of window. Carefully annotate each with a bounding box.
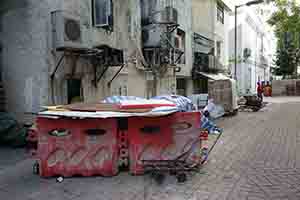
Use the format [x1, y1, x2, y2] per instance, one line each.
[194, 52, 209, 71]
[216, 41, 221, 59]
[217, 2, 224, 24]
[92, 0, 113, 28]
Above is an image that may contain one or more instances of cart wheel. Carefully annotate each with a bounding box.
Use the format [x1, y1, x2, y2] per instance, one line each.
[177, 173, 187, 183]
[33, 162, 39, 175]
[152, 172, 165, 185]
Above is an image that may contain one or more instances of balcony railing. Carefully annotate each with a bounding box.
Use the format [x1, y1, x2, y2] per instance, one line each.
[193, 54, 224, 73]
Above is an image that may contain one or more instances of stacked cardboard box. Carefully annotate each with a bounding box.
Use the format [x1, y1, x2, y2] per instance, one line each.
[208, 80, 234, 112]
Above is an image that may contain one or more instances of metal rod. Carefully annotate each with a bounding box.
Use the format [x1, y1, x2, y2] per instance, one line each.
[108, 64, 125, 86]
[96, 65, 110, 84]
[50, 54, 65, 79]
[93, 64, 97, 87]
[174, 51, 184, 64]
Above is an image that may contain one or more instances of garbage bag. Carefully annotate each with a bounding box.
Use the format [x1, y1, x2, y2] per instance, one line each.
[203, 99, 225, 119]
[209, 105, 225, 119]
[0, 112, 27, 147]
[203, 99, 215, 113]
[0, 112, 17, 134]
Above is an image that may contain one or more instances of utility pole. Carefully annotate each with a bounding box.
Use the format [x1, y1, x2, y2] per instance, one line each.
[234, 5, 238, 80]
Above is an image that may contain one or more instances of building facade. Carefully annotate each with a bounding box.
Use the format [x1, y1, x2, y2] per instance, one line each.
[0, 0, 195, 122]
[191, 0, 231, 94]
[228, 6, 272, 95]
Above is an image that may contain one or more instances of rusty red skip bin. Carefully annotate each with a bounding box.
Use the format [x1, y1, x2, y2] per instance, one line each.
[128, 112, 202, 175]
[34, 111, 203, 178]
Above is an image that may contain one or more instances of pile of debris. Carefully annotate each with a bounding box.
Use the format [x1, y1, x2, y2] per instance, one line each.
[0, 112, 28, 147]
[238, 95, 263, 112]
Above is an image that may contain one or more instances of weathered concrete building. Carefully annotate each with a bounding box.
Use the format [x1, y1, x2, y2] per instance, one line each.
[0, 0, 192, 122]
[140, 0, 193, 97]
[191, 0, 231, 94]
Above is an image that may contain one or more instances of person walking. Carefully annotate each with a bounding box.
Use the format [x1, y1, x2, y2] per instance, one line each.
[257, 82, 263, 101]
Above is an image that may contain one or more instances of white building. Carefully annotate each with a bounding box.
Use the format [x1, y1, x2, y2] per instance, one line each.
[228, 5, 273, 95]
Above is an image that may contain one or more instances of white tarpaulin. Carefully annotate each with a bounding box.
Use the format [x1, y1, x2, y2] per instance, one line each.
[38, 106, 178, 119]
[196, 71, 230, 81]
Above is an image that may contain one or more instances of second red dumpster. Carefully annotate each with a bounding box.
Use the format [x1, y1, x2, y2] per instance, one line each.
[128, 112, 201, 175]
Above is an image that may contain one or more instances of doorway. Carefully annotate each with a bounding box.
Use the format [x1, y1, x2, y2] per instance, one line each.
[67, 78, 82, 104]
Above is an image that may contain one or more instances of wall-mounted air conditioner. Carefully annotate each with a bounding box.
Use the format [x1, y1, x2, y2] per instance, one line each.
[141, 0, 179, 25]
[142, 24, 164, 47]
[51, 10, 86, 50]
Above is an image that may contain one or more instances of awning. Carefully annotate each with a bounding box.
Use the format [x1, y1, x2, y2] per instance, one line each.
[194, 33, 214, 54]
[194, 45, 212, 54]
[196, 71, 230, 81]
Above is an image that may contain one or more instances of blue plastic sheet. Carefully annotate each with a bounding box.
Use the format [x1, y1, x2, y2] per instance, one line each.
[201, 115, 222, 134]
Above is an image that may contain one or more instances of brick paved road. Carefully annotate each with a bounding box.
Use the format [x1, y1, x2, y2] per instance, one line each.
[1, 98, 300, 200]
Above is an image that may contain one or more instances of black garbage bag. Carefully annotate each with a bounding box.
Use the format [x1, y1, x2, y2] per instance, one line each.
[0, 112, 17, 134]
[0, 112, 27, 147]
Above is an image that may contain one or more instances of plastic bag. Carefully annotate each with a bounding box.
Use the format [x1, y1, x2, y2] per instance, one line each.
[203, 99, 225, 119]
[203, 99, 215, 113]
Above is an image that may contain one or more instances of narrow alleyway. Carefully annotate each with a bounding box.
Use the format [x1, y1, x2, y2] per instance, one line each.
[1, 97, 300, 200]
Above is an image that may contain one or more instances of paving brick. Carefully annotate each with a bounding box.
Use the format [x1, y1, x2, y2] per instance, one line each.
[2, 98, 300, 199]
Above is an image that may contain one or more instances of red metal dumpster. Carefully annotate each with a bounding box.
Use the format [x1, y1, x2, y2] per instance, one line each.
[36, 117, 119, 177]
[128, 112, 201, 175]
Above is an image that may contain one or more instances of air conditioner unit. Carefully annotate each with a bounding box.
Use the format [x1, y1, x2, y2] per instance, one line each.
[51, 10, 85, 50]
[142, 24, 164, 47]
[152, 6, 178, 24]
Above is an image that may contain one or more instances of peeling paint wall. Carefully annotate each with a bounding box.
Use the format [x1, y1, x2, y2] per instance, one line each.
[1, 0, 62, 122]
[192, 0, 215, 40]
[59, 0, 144, 102]
[1, 0, 194, 122]
[1, 0, 145, 122]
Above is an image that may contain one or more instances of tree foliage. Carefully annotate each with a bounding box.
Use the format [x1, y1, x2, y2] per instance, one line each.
[268, 0, 300, 77]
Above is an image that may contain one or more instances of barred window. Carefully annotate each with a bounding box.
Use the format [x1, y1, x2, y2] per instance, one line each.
[92, 0, 113, 28]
